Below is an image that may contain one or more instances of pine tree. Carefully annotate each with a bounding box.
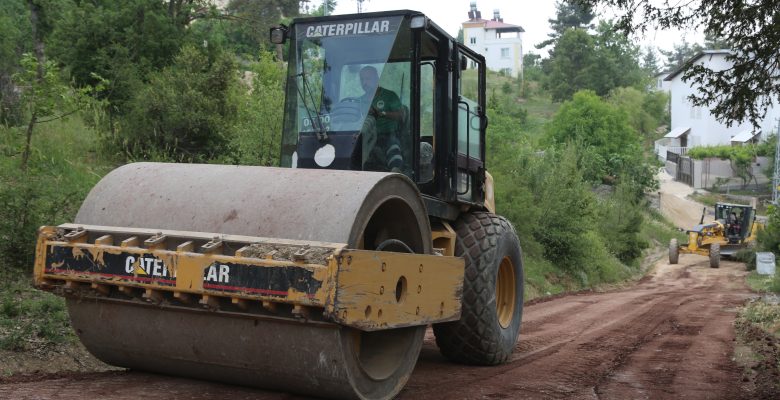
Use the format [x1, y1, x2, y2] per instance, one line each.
[537, 0, 596, 49]
[658, 40, 702, 71]
[641, 46, 660, 75]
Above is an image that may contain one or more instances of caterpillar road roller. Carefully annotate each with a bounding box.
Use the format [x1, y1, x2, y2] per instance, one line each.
[32, 10, 524, 400]
[669, 202, 762, 268]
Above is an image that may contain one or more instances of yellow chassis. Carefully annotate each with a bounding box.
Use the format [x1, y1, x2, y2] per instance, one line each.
[34, 224, 464, 331]
[678, 221, 760, 256]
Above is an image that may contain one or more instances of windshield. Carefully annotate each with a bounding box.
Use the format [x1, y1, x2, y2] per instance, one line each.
[280, 16, 411, 170]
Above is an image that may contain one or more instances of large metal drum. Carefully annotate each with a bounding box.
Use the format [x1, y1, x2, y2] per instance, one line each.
[68, 162, 432, 400]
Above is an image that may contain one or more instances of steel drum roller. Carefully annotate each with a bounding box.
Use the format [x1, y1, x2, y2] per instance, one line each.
[68, 162, 432, 400]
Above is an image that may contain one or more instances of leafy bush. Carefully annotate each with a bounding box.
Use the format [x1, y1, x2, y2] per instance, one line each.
[758, 205, 780, 255]
[607, 87, 669, 140]
[545, 90, 655, 194]
[217, 51, 286, 166]
[596, 182, 648, 264]
[530, 146, 597, 269]
[0, 117, 107, 272]
[117, 45, 240, 162]
[734, 248, 757, 270]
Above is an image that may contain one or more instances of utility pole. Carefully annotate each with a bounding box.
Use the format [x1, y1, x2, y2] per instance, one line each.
[773, 118, 780, 204]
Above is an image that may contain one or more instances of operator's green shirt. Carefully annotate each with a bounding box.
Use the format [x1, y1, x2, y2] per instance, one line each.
[366, 87, 401, 134]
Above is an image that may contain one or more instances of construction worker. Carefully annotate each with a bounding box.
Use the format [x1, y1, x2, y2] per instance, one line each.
[359, 66, 405, 172]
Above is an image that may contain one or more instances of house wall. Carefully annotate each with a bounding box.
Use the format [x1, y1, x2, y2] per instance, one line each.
[484, 36, 522, 77]
[691, 156, 770, 189]
[463, 25, 523, 78]
[669, 53, 780, 147]
[653, 74, 671, 93]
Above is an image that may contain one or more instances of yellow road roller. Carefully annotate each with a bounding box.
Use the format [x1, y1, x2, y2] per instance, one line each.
[32, 10, 524, 400]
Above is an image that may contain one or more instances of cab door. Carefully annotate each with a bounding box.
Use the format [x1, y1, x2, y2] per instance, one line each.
[455, 47, 486, 205]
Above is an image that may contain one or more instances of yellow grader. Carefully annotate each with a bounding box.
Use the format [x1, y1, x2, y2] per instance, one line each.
[31, 10, 524, 400]
[669, 202, 761, 268]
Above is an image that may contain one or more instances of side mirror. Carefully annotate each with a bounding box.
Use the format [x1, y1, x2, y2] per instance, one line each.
[270, 24, 289, 44]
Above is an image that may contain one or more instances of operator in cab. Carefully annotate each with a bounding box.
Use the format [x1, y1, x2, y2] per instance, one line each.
[358, 66, 405, 173]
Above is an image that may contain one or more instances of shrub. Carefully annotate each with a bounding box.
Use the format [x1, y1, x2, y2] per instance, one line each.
[117, 45, 240, 162]
[545, 90, 651, 190]
[596, 182, 648, 264]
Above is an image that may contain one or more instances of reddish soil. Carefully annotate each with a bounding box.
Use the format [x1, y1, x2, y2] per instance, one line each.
[0, 255, 763, 399]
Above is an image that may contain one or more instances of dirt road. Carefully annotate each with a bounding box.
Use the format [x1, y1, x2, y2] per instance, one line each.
[657, 170, 710, 230]
[0, 254, 757, 399]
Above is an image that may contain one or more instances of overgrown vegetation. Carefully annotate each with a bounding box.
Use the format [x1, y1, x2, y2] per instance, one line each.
[0, 0, 680, 351]
[0, 277, 73, 351]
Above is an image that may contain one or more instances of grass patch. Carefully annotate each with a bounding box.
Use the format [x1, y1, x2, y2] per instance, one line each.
[739, 300, 780, 336]
[745, 271, 780, 293]
[0, 276, 74, 351]
[640, 209, 687, 247]
[688, 191, 721, 208]
[524, 256, 576, 300]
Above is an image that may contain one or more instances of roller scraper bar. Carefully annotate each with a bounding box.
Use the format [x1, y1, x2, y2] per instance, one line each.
[34, 224, 464, 331]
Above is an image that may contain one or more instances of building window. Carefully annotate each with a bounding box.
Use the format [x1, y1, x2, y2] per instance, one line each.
[501, 68, 512, 76]
[470, 37, 476, 44]
[500, 48, 510, 59]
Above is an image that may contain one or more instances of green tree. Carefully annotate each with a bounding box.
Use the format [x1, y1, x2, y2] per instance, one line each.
[537, 0, 596, 49]
[545, 22, 644, 101]
[658, 39, 702, 71]
[192, 0, 300, 57]
[119, 45, 240, 161]
[641, 46, 661, 75]
[0, 0, 31, 125]
[50, 0, 188, 125]
[589, 20, 643, 96]
[531, 146, 598, 269]
[703, 30, 730, 50]
[226, 51, 287, 166]
[596, 181, 647, 263]
[546, 90, 643, 182]
[523, 53, 543, 80]
[585, 0, 776, 127]
[545, 28, 596, 101]
[608, 87, 668, 140]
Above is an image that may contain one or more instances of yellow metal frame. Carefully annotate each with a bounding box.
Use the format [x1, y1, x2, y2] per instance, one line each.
[678, 217, 764, 256]
[34, 224, 464, 331]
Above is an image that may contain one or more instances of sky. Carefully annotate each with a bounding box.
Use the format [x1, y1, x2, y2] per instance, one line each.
[330, 0, 704, 60]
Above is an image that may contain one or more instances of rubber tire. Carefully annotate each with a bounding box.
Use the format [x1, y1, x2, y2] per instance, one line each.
[709, 243, 720, 268]
[433, 212, 524, 365]
[669, 239, 679, 264]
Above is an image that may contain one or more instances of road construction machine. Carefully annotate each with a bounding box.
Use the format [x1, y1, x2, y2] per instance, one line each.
[669, 202, 762, 268]
[32, 10, 524, 400]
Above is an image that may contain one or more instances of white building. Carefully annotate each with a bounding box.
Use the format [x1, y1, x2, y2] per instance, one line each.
[651, 71, 671, 94]
[461, 2, 524, 78]
[662, 50, 780, 149]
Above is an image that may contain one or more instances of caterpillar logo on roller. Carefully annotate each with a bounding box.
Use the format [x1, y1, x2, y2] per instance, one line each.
[33, 10, 524, 400]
